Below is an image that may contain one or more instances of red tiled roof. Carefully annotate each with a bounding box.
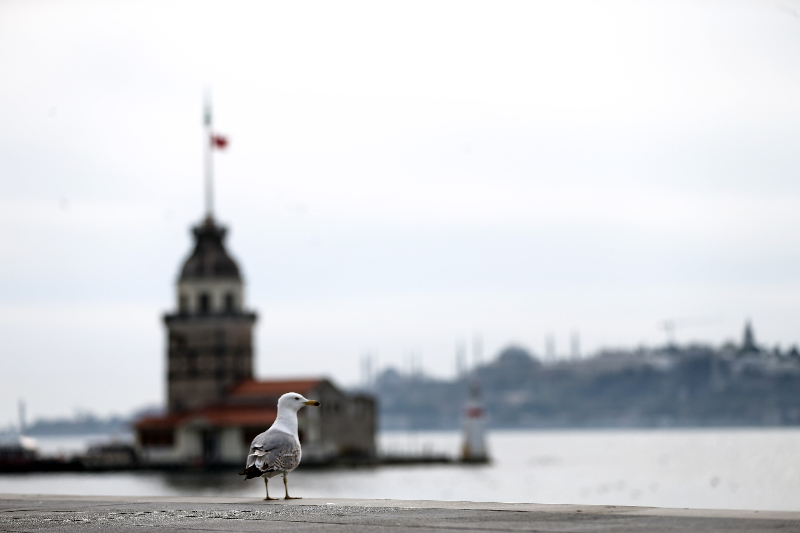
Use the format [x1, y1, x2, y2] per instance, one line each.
[135, 378, 326, 431]
[188, 404, 278, 427]
[136, 404, 278, 430]
[228, 378, 324, 399]
[134, 413, 184, 430]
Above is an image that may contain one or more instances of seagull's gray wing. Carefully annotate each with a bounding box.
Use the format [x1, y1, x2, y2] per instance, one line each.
[246, 430, 297, 473]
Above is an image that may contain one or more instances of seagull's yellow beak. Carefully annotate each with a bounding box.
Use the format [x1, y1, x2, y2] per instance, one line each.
[304, 400, 320, 406]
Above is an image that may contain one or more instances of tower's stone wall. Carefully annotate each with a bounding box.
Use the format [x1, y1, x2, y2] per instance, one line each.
[165, 314, 256, 412]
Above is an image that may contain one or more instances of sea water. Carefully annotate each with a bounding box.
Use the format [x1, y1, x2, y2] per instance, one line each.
[1, 428, 799, 511]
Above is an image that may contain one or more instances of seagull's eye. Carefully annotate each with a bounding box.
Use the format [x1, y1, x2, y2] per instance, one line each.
[295, 396, 300, 400]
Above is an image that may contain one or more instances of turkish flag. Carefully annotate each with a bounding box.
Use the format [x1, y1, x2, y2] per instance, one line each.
[210, 134, 229, 149]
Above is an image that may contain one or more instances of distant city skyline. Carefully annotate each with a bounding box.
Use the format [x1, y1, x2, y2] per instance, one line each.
[2, 0, 800, 426]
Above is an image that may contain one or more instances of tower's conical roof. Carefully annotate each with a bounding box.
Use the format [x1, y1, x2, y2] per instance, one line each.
[179, 216, 241, 281]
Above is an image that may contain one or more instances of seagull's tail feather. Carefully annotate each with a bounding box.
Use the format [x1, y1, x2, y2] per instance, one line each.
[238, 465, 262, 480]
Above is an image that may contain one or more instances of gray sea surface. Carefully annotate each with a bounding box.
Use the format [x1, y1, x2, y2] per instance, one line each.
[1, 428, 798, 511]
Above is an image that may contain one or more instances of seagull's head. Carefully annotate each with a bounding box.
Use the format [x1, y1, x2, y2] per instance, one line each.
[278, 392, 321, 412]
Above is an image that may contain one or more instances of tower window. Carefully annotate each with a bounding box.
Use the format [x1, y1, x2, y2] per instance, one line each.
[199, 293, 210, 314]
[225, 293, 235, 313]
[179, 294, 188, 314]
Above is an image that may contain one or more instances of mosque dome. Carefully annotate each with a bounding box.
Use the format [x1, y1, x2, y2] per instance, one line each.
[179, 217, 241, 281]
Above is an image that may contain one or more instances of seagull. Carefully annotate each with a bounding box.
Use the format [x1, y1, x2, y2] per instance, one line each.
[238, 392, 321, 500]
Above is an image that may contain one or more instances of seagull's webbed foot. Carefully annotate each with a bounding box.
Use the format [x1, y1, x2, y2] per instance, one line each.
[283, 474, 302, 500]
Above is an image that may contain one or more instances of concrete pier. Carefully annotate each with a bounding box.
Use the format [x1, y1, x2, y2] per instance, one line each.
[1, 494, 798, 532]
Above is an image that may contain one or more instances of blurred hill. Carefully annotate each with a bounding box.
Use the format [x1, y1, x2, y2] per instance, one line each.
[372, 337, 800, 430]
[14, 406, 162, 437]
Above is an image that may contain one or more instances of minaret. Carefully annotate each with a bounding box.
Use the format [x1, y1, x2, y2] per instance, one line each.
[163, 99, 257, 412]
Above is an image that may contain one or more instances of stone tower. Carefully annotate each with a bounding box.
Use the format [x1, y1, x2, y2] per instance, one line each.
[164, 215, 257, 412]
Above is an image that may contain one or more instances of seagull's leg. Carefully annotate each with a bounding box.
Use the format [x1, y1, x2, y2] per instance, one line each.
[283, 473, 301, 500]
[263, 477, 278, 501]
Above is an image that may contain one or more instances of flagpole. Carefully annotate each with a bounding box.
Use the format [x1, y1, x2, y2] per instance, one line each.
[203, 94, 214, 221]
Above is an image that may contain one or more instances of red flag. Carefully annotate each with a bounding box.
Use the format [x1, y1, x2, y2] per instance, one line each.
[210, 134, 229, 149]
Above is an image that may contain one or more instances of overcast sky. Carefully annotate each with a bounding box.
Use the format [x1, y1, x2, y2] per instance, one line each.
[2, 0, 800, 426]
